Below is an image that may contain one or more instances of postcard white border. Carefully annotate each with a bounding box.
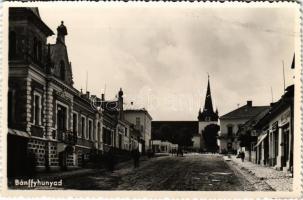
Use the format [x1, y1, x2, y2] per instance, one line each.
[1, 1, 302, 198]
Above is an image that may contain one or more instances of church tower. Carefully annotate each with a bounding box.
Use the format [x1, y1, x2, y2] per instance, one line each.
[193, 75, 219, 151]
[198, 75, 218, 122]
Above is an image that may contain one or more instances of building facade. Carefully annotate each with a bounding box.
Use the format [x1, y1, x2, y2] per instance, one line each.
[194, 76, 219, 152]
[124, 108, 152, 153]
[254, 85, 294, 173]
[7, 7, 136, 177]
[218, 101, 269, 154]
[152, 140, 178, 153]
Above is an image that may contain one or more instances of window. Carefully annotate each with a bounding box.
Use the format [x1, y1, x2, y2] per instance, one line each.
[33, 92, 42, 126]
[73, 112, 78, 136]
[227, 125, 233, 136]
[81, 116, 86, 139]
[59, 60, 66, 81]
[9, 31, 16, 59]
[102, 127, 112, 145]
[125, 127, 128, 137]
[8, 89, 16, 125]
[57, 104, 67, 131]
[88, 119, 93, 140]
[136, 117, 140, 126]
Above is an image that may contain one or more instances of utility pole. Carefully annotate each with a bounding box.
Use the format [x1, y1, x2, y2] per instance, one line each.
[85, 71, 88, 93]
[270, 86, 274, 103]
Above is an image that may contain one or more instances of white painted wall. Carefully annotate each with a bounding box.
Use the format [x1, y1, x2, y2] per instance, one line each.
[219, 118, 249, 153]
[124, 111, 152, 150]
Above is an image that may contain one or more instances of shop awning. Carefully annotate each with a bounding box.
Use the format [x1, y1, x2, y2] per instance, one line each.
[8, 128, 30, 138]
[254, 133, 268, 148]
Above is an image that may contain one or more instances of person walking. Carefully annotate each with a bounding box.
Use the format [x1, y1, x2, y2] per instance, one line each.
[240, 151, 245, 162]
[132, 148, 140, 168]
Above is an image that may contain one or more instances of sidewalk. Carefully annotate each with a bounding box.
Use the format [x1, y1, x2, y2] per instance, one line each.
[226, 155, 293, 191]
[36, 155, 151, 181]
[36, 168, 104, 181]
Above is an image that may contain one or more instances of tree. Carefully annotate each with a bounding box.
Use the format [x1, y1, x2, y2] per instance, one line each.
[202, 124, 220, 153]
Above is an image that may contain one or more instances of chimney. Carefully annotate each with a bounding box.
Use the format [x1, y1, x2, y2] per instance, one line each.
[247, 101, 252, 107]
[101, 93, 105, 101]
[86, 91, 90, 99]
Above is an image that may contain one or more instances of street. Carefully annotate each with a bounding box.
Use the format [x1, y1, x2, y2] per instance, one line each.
[61, 154, 256, 191]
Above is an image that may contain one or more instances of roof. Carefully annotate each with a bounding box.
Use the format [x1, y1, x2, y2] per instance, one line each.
[238, 107, 270, 133]
[255, 85, 294, 129]
[9, 8, 54, 36]
[27, 8, 40, 18]
[124, 109, 152, 120]
[220, 104, 269, 120]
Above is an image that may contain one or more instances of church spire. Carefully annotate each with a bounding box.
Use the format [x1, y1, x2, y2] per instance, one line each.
[198, 74, 218, 122]
[203, 75, 214, 113]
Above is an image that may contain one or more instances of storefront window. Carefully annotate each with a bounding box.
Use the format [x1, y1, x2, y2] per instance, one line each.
[81, 116, 86, 139]
[34, 93, 42, 126]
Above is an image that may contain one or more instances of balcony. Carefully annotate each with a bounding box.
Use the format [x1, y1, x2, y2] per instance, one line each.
[57, 130, 77, 145]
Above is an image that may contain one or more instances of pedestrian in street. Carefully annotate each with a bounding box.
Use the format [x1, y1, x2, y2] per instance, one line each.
[132, 148, 140, 168]
[240, 151, 245, 162]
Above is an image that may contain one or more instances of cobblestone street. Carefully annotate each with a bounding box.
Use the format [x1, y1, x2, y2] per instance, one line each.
[59, 154, 256, 191]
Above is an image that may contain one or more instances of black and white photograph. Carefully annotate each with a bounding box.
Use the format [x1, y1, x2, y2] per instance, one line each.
[3, 2, 301, 198]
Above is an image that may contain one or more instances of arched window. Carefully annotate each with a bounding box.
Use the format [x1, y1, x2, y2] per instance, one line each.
[59, 60, 66, 81]
[9, 31, 16, 59]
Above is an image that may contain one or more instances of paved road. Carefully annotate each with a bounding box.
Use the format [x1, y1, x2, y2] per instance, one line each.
[61, 154, 256, 191]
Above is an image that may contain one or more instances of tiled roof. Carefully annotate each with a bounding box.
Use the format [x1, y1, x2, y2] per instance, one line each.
[255, 85, 294, 128]
[238, 107, 270, 132]
[220, 105, 269, 120]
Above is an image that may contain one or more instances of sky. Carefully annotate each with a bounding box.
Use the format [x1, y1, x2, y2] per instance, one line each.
[39, 4, 298, 121]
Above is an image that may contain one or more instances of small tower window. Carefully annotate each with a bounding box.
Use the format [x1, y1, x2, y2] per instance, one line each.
[9, 31, 16, 59]
[59, 60, 66, 81]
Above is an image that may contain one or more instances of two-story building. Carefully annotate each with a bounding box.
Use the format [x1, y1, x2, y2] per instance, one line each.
[124, 105, 152, 153]
[218, 101, 269, 154]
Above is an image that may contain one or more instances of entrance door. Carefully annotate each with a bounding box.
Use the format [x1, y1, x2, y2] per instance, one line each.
[59, 151, 67, 170]
[264, 137, 269, 165]
[283, 128, 289, 167]
[118, 134, 122, 149]
[57, 104, 67, 170]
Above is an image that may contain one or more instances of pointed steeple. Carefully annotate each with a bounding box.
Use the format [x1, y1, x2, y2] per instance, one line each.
[203, 75, 214, 113]
[198, 74, 218, 122]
